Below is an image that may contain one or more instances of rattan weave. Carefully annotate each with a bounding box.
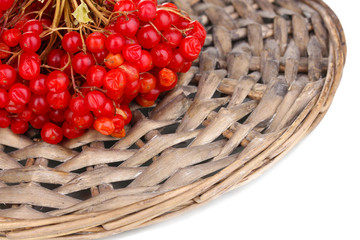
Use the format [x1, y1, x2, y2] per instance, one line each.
[0, 0, 346, 239]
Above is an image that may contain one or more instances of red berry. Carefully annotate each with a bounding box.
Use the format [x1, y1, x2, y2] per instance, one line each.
[30, 74, 48, 95]
[93, 49, 109, 64]
[23, 20, 44, 34]
[180, 61, 192, 73]
[5, 100, 25, 113]
[86, 90, 107, 111]
[112, 114, 125, 132]
[186, 20, 207, 45]
[2, 28, 21, 47]
[8, 83, 31, 105]
[122, 44, 142, 63]
[46, 70, 69, 93]
[118, 62, 139, 83]
[19, 107, 34, 122]
[162, 28, 183, 48]
[141, 87, 160, 101]
[139, 72, 156, 94]
[0, 42, 11, 59]
[11, 118, 29, 134]
[19, 52, 41, 80]
[137, 0, 157, 22]
[161, 3, 180, 26]
[135, 50, 153, 72]
[115, 104, 132, 125]
[72, 52, 95, 75]
[0, 64, 16, 88]
[135, 95, 155, 107]
[114, 0, 136, 12]
[49, 109, 65, 123]
[104, 53, 124, 69]
[115, 14, 140, 37]
[0, 88, 9, 108]
[69, 95, 89, 116]
[103, 69, 127, 93]
[94, 98, 115, 118]
[124, 35, 138, 45]
[0, 110, 10, 128]
[28, 95, 50, 115]
[47, 90, 71, 110]
[153, 10, 172, 31]
[106, 33, 126, 54]
[167, 48, 185, 72]
[62, 31, 82, 53]
[137, 25, 161, 49]
[86, 65, 106, 88]
[41, 122, 63, 144]
[179, 36, 201, 61]
[62, 121, 85, 139]
[47, 49, 66, 68]
[0, 0, 14, 11]
[150, 43, 173, 68]
[94, 117, 115, 135]
[59, 54, 73, 75]
[158, 68, 178, 88]
[86, 32, 107, 53]
[72, 112, 94, 130]
[30, 114, 49, 129]
[19, 32, 41, 52]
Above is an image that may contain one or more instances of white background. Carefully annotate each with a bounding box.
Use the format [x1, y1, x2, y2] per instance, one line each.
[107, 1, 360, 239]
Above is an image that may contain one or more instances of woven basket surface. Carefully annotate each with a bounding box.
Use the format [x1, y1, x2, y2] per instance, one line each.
[0, 0, 346, 239]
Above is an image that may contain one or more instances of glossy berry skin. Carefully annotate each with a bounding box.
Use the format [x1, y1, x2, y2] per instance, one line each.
[30, 74, 48, 95]
[62, 32, 82, 53]
[47, 90, 71, 110]
[46, 71, 69, 93]
[41, 122, 63, 144]
[86, 32, 107, 53]
[72, 112, 94, 130]
[20, 32, 41, 52]
[179, 36, 202, 61]
[162, 28, 182, 48]
[0, 88, 9, 108]
[93, 49, 109, 64]
[137, 25, 161, 49]
[49, 109, 65, 123]
[151, 43, 173, 68]
[47, 49, 66, 68]
[69, 95, 89, 116]
[59, 54, 73, 75]
[94, 98, 115, 118]
[62, 121, 85, 139]
[161, 2, 180, 26]
[0, 110, 10, 128]
[112, 114, 125, 133]
[104, 53, 124, 69]
[72, 52, 96, 75]
[153, 10, 172, 31]
[114, 0, 136, 12]
[122, 44, 142, 63]
[5, 100, 25, 114]
[140, 87, 160, 101]
[135, 50, 153, 72]
[19, 52, 41, 80]
[0, 0, 14, 11]
[8, 83, 31, 105]
[137, 0, 157, 22]
[103, 69, 126, 93]
[119, 62, 139, 83]
[86, 65, 106, 88]
[2, 28, 21, 47]
[139, 72, 156, 94]
[0, 64, 17, 88]
[106, 33, 126, 54]
[86, 90, 107, 112]
[28, 95, 50, 115]
[94, 117, 115, 135]
[19, 107, 34, 122]
[158, 68, 177, 88]
[23, 20, 43, 35]
[186, 20, 207, 45]
[116, 104, 132, 125]
[180, 61, 192, 73]
[115, 14, 140, 37]
[30, 114, 49, 129]
[11, 118, 29, 134]
[167, 49, 185, 72]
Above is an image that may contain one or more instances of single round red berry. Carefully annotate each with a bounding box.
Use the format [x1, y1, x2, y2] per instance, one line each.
[162, 28, 183, 48]
[30, 74, 48, 95]
[0, 110, 10, 128]
[0, 64, 16, 88]
[103, 69, 127, 93]
[139, 72, 156, 94]
[2, 28, 21, 47]
[72, 112, 94, 130]
[119, 62, 139, 83]
[72, 52, 96, 75]
[94, 98, 115, 118]
[94, 116, 115, 135]
[153, 9, 172, 31]
[0, 88, 9, 108]
[122, 44, 142, 63]
[19, 52, 41, 80]
[19, 107, 34, 122]
[86, 65, 106, 88]
[93, 49, 109, 64]
[30, 114, 50, 129]
[86, 32, 107, 53]
[158, 68, 178, 88]
[8, 83, 31, 105]
[136, 25, 161, 49]
[0, 0, 14, 11]
[167, 48, 185, 72]
[115, 14, 140, 37]
[179, 36, 202, 61]
[106, 33, 126, 54]
[186, 20, 207, 45]
[28, 95, 51, 115]
[47, 49, 66, 68]
[104, 53, 124, 69]
[62, 121, 85, 139]
[23, 19, 44, 34]
[11, 118, 29, 134]
[41, 122, 63, 144]
[69, 95, 90, 116]
[135, 50, 153, 72]
[49, 109, 65, 123]
[46, 70, 69, 93]
[86, 90, 107, 111]
[161, 3, 180, 26]
[19, 32, 41, 52]
[137, 0, 157, 22]
[62, 31, 82, 53]
[46, 90, 71, 110]
[150, 43, 173, 68]
[114, 0, 136, 12]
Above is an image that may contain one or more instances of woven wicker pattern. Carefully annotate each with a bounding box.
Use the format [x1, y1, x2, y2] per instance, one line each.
[0, 0, 346, 239]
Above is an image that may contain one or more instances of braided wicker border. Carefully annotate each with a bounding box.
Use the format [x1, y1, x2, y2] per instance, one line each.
[0, 0, 346, 239]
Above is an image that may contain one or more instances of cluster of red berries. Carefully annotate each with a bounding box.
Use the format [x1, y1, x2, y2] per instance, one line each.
[0, 0, 206, 144]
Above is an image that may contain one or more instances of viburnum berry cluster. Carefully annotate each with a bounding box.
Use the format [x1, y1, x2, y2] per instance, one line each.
[0, 0, 206, 144]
